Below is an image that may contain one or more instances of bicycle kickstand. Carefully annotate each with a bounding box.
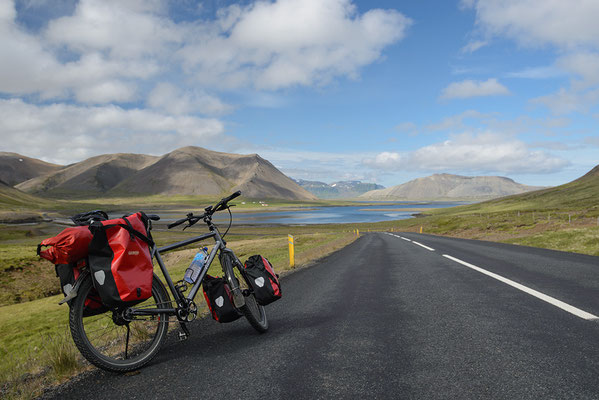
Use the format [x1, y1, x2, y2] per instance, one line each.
[178, 322, 190, 341]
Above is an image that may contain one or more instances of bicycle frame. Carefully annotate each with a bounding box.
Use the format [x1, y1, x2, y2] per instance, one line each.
[127, 227, 244, 318]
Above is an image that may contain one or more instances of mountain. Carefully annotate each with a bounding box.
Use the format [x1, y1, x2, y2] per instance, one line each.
[0, 180, 49, 209]
[359, 173, 545, 201]
[295, 179, 385, 199]
[468, 164, 599, 212]
[0, 152, 62, 186]
[16, 147, 316, 201]
[16, 153, 158, 194]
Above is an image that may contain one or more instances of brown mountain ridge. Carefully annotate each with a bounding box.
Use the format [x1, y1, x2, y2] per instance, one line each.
[359, 173, 545, 201]
[0, 152, 61, 186]
[15, 147, 316, 201]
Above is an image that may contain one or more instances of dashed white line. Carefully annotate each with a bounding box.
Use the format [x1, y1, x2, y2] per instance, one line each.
[412, 241, 435, 251]
[442, 254, 599, 321]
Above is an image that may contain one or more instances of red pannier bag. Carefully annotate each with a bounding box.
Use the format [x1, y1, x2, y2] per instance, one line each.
[243, 255, 281, 306]
[55, 260, 107, 316]
[37, 226, 93, 264]
[87, 212, 154, 308]
[202, 275, 242, 323]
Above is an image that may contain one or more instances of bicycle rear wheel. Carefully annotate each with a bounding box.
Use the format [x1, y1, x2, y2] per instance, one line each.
[69, 274, 170, 372]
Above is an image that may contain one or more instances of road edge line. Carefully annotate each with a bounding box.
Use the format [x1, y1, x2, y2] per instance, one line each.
[442, 254, 599, 321]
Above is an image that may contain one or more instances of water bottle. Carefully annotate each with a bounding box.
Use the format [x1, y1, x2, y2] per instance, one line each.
[183, 247, 208, 284]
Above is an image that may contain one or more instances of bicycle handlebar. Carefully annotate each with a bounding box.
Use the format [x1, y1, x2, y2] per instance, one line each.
[167, 191, 242, 229]
[214, 190, 241, 212]
[167, 217, 191, 229]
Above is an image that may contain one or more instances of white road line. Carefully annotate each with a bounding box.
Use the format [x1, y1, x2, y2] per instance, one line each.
[442, 254, 599, 321]
[412, 241, 435, 251]
[400, 237, 411, 242]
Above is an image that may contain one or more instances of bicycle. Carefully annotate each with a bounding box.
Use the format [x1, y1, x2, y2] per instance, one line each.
[67, 191, 268, 372]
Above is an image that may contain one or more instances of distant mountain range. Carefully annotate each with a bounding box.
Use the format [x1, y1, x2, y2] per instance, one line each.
[0, 149, 559, 203]
[9, 147, 316, 201]
[359, 174, 545, 201]
[294, 179, 385, 199]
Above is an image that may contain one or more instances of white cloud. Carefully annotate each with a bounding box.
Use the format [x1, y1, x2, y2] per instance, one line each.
[147, 83, 233, 116]
[506, 66, 564, 80]
[440, 78, 509, 99]
[584, 136, 599, 147]
[464, 0, 599, 50]
[394, 122, 417, 133]
[461, 40, 488, 53]
[425, 110, 495, 131]
[557, 52, 599, 87]
[178, 0, 411, 90]
[75, 80, 137, 104]
[362, 132, 568, 174]
[0, 0, 409, 99]
[0, 99, 224, 164]
[532, 88, 599, 115]
[465, 1, 599, 116]
[45, 0, 180, 59]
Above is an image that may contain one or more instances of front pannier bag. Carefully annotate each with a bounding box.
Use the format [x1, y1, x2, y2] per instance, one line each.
[88, 212, 154, 308]
[202, 275, 242, 323]
[243, 255, 281, 305]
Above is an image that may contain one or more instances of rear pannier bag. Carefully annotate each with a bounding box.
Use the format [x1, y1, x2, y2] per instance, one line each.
[202, 275, 242, 323]
[243, 255, 281, 306]
[55, 260, 107, 316]
[37, 226, 93, 265]
[88, 212, 154, 308]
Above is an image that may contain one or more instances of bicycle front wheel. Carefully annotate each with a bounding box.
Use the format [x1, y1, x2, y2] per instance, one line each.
[240, 291, 269, 333]
[223, 253, 269, 333]
[69, 274, 170, 372]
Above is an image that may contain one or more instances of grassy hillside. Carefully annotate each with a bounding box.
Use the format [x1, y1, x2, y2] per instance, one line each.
[438, 165, 599, 216]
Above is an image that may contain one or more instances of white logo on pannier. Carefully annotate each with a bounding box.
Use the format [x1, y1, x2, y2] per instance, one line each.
[255, 277, 265, 287]
[94, 270, 105, 285]
[128, 251, 139, 256]
[63, 283, 73, 295]
[215, 296, 224, 307]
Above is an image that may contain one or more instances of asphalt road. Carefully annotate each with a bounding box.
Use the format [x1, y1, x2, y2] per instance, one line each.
[44, 233, 599, 399]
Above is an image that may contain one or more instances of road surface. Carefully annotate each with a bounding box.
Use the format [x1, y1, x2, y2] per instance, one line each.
[44, 233, 599, 399]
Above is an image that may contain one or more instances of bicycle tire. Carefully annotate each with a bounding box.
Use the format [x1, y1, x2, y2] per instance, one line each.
[223, 253, 269, 333]
[69, 273, 170, 372]
[239, 291, 269, 333]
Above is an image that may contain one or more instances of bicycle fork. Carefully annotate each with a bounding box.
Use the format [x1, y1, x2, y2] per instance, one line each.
[220, 249, 246, 308]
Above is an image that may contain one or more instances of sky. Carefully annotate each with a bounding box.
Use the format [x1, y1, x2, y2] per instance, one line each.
[1, 0, 598, 188]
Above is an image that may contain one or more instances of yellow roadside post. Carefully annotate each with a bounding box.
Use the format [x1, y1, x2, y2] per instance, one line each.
[357, 229, 360, 237]
[288, 234, 295, 268]
[420, 226, 423, 234]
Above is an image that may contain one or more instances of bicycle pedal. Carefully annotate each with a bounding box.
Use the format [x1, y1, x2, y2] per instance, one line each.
[178, 322, 190, 341]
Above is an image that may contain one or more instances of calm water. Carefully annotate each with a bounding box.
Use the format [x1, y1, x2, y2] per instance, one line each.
[155, 202, 467, 226]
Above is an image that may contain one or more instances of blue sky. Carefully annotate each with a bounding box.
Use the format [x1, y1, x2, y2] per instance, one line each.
[1, 0, 598, 188]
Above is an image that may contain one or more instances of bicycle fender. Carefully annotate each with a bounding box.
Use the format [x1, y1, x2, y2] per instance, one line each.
[58, 268, 90, 305]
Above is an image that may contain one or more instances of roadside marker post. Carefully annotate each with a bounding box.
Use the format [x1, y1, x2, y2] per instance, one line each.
[420, 226, 423, 234]
[288, 234, 295, 268]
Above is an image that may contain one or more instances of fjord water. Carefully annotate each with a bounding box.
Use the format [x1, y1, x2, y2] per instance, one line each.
[158, 202, 467, 226]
